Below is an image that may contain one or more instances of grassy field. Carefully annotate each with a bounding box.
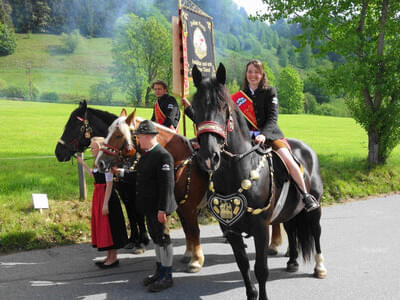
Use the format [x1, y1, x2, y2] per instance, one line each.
[0, 100, 399, 253]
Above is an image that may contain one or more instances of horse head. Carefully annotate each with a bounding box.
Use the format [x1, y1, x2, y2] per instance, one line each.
[55, 100, 93, 161]
[96, 109, 137, 172]
[192, 63, 237, 173]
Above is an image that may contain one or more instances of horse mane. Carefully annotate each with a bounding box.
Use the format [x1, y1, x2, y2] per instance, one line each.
[86, 107, 117, 124]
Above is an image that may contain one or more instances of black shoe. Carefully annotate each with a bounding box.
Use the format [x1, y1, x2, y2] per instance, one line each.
[143, 263, 161, 286]
[124, 242, 134, 249]
[140, 235, 150, 246]
[303, 193, 320, 212]
[94, 260, 105, 266]
[148, 278, 173, 292]
[143, 273, 160, 286]
[98, 260, 119, 269]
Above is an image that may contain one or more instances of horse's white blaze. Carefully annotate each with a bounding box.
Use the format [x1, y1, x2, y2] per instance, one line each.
[106, 116, 132, 145]
[314, 253, 327, 278]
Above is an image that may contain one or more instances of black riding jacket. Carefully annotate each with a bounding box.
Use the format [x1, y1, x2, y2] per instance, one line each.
[151, 94, 180, 129]
[243, 86, 284, 142]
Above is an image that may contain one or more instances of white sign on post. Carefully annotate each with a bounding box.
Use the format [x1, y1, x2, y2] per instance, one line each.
[32, 193, 49, 213]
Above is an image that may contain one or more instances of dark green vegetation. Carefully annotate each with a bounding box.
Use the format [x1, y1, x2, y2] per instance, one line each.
[256, 1, 400, 164]
[0, 101, 399, 253]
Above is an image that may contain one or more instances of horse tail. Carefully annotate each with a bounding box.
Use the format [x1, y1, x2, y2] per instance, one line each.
[288, 210, 316, 262]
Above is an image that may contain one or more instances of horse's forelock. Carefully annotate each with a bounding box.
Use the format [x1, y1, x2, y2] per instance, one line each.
[106, 116, 132, 145]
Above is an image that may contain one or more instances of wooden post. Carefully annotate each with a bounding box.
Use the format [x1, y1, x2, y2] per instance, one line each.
[172, 14, 187, 136]
[77, 152, 87, 200]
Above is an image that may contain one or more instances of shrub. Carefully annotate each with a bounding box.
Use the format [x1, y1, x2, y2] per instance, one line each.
[0, 22, 16, 56]
[61, 30, 81, 53]
[304, 92, 318, 114]
[89, 81, 114, 104]
[59, 93, 87, 103]
[40, 92, 59, 102]
[314, 99, 350, 117]
[0, 78, 7, 91]
[1, 86, 25, 99]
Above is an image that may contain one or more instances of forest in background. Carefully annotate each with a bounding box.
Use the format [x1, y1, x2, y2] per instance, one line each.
[0, 0, 348, 116]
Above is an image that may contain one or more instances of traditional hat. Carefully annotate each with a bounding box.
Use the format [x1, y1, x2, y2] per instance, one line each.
[133, 120, 159, 135]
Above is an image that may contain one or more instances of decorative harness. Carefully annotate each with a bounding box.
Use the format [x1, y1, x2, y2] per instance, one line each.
[196, 108, 275, 226]
[58, 110, 93, 153]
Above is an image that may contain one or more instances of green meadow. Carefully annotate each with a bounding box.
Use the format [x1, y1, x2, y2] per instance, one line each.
[0, 100, 399, 253]
[0, 34, 123, 100]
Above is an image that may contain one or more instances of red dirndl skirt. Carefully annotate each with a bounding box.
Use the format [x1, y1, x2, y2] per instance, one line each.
[91, 183, 114, 250]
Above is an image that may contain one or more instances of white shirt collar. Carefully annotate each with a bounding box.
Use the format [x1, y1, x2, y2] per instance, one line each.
[145, 143, 159, 152]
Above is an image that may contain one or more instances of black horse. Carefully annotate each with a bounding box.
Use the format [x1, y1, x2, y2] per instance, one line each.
[55, 100, 149, 248]
[191, 64, 327, 300]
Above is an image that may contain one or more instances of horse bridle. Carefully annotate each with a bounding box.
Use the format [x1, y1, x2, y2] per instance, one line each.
[196, 106, 266, 160]
[102, 132, 137, 161]
[58, 111, 93, 153]
[196, 108, 234, 143]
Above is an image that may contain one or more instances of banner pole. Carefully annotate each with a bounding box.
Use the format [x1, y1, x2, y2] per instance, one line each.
[178, 0, 187, 136]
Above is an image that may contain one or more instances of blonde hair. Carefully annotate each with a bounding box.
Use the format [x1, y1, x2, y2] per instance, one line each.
[90, 137, 105, 168]
[242, 59, 269, 90]
[90, 136, 105, 147]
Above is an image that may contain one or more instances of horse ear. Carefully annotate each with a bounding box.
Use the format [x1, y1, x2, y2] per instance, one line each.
[192, 65, 202, 88]
[126, 109, 136, 126]
[80, 99, 87, 111]
[216, 63, 226, 85]
[120, 108, 127, 117]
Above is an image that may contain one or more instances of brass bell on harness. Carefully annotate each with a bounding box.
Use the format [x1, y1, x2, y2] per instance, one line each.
[250, 170, 260, 180]
[241, 179, 252, 190]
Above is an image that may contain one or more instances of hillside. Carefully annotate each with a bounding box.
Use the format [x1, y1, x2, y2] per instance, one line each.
[0, 34, 116, 99]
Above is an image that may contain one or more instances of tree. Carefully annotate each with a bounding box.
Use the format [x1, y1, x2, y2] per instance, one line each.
[298, 44, 312, 68]
[257, 1, 400, 165]
[111, 14, 171, 107]
[277, 66, 304, 114]
[0, 22, 16, 56]
[278, 46, 288, 67]
[11, 0, 50, 33]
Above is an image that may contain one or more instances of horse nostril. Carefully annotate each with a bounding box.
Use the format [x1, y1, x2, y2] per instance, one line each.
[211, 152, 220, 170]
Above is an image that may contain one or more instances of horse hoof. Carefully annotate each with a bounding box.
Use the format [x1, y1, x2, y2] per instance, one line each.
[180, 256, 191, 264]
[187, 264, 202, 273]
[266, 247, 278, 256]
[286, 261, 299, 272]
[314, 268, 327, 279]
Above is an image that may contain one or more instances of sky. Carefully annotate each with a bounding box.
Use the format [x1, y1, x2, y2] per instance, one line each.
[231, 0, 268, 16]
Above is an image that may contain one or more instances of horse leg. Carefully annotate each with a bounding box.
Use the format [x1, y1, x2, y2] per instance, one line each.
[283, 220, 299, 272]
[225, 229, 258, 300]
[266, 223, 282, 255]
[253, 218, 269, 300]
[309, 210, 327, 278]
[177, 204, 204, 273]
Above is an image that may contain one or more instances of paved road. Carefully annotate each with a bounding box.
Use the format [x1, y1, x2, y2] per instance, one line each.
[1, 194, 400, 300]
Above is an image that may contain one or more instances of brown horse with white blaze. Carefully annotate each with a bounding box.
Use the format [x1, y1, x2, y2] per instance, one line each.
[96, 109, 207, 272]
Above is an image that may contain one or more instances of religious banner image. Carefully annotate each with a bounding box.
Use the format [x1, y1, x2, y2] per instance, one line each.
[180, 6, 216, 79]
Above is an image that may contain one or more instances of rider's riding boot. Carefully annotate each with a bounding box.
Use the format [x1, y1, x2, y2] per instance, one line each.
[143, 262, 161, 286]
[302, 193, 320, 212]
